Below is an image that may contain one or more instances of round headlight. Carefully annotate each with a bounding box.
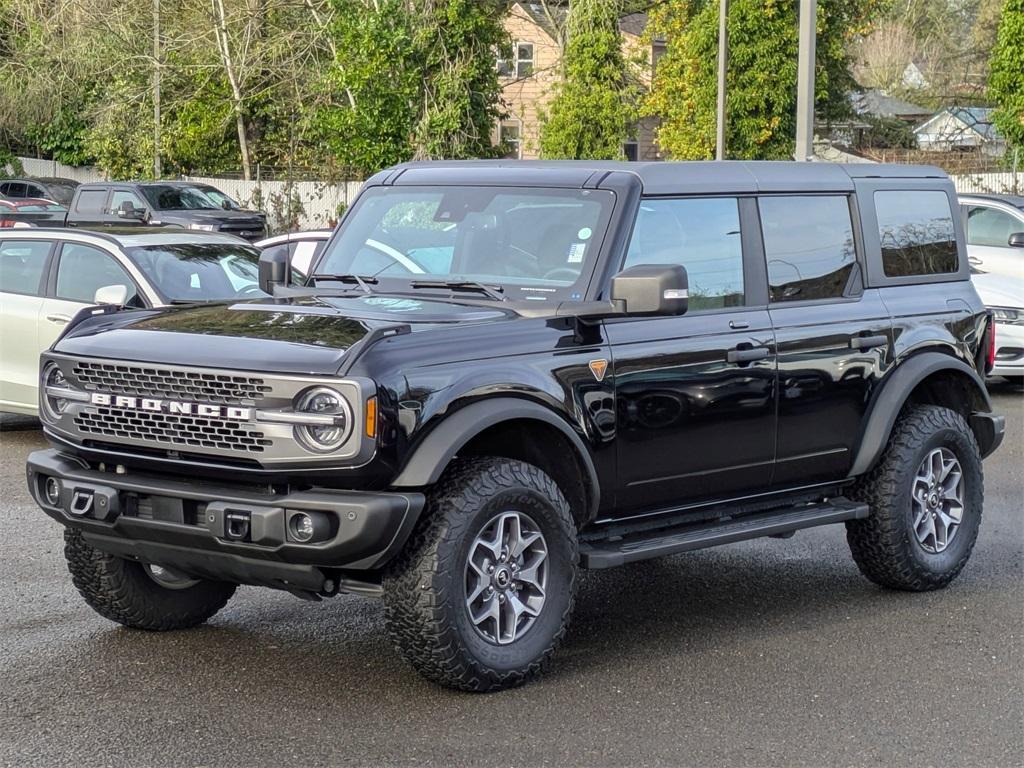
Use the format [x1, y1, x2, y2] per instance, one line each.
[294, 387, 352, 452]
[41, 363, 71, 419]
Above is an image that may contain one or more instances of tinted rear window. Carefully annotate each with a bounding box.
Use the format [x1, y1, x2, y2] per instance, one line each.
[875, 191, 958, 277]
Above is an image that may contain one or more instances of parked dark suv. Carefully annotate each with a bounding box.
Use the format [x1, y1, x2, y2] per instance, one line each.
[27, 161, 1004, 691]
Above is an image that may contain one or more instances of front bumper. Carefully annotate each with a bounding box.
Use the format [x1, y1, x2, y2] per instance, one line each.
[27, 449, 424, 596]
[990, 321, 1024, 380]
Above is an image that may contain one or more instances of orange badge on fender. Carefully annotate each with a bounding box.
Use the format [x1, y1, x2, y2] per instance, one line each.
[589, 359, 608, 382]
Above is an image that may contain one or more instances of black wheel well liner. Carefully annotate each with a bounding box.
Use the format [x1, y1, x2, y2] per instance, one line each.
[849, 352, 996, 477]
[390, 398, 600, 526]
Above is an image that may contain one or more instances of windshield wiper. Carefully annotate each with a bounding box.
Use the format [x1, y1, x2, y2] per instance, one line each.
[409, 280, 506, 301]
[311, 274, 379, 293]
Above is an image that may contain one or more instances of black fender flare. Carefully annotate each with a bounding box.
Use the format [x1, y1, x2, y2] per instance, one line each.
[390, 398, 600, 518]
[848, 352, 995, 477]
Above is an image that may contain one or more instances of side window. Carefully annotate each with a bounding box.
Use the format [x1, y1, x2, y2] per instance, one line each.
[623, 197, 744, 310]
[760, 195, 857, 303]
[56, 243, 139, 304]
[74, 189, 108, 214]
[875, 190, 957, 277]
[966, 205, 1023, 248]
[0, 240, 52, 295]
[110, 190, 146, 212]
[24, 183, 45, 198]
[3, 182, 27, 198]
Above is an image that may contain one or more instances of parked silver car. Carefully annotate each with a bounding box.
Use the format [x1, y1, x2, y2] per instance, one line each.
[0, 228, 266, 415]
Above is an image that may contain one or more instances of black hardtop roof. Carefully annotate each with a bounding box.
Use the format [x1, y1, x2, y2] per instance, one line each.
[383, 160, 949, 195]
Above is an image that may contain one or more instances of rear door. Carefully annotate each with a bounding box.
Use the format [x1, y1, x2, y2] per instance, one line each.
[0, 238, 55, 412]
[67, 187, 109, 228]
[759, 194, 893, 486]
[607, 196, 777, 516]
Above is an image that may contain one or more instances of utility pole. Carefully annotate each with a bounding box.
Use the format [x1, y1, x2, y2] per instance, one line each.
[715, 0, 728, 161]
[153, 0, 162, 178]
[794, 0, 816, 161]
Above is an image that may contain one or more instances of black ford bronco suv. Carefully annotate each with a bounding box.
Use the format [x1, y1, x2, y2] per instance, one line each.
[27, 161, 1005, 691]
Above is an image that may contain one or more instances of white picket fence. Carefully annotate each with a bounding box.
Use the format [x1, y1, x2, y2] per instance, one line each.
[15, 156, 363, 232]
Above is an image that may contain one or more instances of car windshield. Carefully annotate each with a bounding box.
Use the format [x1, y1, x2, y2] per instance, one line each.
[315, 186, 615, 301]
[141, 185, 221, 211]
[126, 243, 269, 302]
[200, 187, 241, 210]
[45, 183, 77, 206]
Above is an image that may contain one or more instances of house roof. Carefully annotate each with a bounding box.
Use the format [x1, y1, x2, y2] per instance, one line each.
[512, 2, 649, 42]
[914, 106, 1003, 142]
[850, 90, 932, 120]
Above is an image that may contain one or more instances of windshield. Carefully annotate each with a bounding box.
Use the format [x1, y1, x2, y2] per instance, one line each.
[315, 186, 615, 301]
[141, 185, 221, 211]
[200, 187, 241, 210]
[45, 183, 77, 206]
[126, 243, 269, 302]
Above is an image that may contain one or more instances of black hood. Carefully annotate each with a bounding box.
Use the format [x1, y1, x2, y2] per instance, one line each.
[54, 295, 514, 375]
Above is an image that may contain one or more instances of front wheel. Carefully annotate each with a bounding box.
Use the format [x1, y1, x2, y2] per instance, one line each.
[846, 405, 984, 591]
[64, 530, 236, 630]
[383, 457, 578, 692]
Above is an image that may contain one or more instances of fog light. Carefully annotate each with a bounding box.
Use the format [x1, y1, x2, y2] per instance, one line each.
[286, 510, 331, 543]
[44, 477, 61, 506]
[290, 513, 315, 542]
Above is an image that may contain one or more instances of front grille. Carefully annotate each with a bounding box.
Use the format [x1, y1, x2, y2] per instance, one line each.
[72, 361, 271, 405]
[75, 406, 272, 453]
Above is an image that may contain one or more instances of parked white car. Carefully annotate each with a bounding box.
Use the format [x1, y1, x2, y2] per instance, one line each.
[0, 229, 267, 416]
[971, 268, 1024, 384]
[959, 194, 1024, 279]
[255, 229, 333, 275]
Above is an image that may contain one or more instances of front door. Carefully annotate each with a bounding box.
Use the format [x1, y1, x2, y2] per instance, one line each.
[0, 239, 54, 412]
[606, 196, 777, 516]
[963, 201, 1024, 279]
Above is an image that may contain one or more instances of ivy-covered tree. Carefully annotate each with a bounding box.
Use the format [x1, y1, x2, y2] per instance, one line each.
[990, 0, 1024, 150]
[316, 0, 506, 177]
[645, 0, 882, 160]
[540, 0, 639, 159]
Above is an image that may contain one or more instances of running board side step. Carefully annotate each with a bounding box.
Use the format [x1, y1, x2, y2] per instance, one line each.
[579, 498, 870, 569]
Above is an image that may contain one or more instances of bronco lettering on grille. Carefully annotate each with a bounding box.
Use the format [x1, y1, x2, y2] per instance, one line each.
[89, 393, 253, 421]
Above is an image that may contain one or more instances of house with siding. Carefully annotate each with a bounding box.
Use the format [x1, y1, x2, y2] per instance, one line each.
[496, 2, 663, 160]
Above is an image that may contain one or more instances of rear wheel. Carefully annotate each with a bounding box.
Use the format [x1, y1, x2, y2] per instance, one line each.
[64, 530, 236, 630]
[846, 405, 983, 591]
[382, 457, 578, 692]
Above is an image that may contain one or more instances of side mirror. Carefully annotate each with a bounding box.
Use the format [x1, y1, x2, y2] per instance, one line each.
[221, 199, 232, 210]
[1009, 232, 1024, 248]
[258, 247, 291, 294]
[610, 264, 688, 316]
[94, 284, 129, 306]
[117, 200, 144, 219]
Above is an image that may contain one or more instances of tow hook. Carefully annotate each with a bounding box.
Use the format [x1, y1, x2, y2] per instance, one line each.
[224, 511, 252, 542]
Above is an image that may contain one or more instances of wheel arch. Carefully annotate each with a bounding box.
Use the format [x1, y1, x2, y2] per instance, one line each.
[390, 398, 600, 526]
[849, 352, 997, 478]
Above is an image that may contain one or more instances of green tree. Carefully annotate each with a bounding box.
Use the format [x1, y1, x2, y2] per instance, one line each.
[645, 0, 881, 160]
[540, 0, 640, 159]
[990, 0, 1024, 149]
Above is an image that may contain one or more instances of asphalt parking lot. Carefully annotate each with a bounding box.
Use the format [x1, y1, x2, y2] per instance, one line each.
[0, 386, 1021, 768]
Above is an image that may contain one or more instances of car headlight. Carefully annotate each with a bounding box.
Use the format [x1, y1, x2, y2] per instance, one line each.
[41, 362, 71, 419]
[293, 386, 352, 452]
[188, 223, 218, 231]
[992, 307, 1023, 326]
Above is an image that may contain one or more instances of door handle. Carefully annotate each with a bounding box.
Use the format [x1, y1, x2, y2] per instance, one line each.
[727, 346, 770, 364]
[850, 334, 887, 350]
[728, 319, 750, 330]
[46, 314, 72, 325]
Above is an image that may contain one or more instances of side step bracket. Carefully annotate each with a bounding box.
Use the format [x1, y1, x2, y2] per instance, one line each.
[579, 498, 869, 569]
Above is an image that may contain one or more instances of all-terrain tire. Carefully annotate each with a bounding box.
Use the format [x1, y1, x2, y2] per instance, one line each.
[846, 404, 984, 591]
[64, 529, 236, 630]
[382, 457, 578, 692]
